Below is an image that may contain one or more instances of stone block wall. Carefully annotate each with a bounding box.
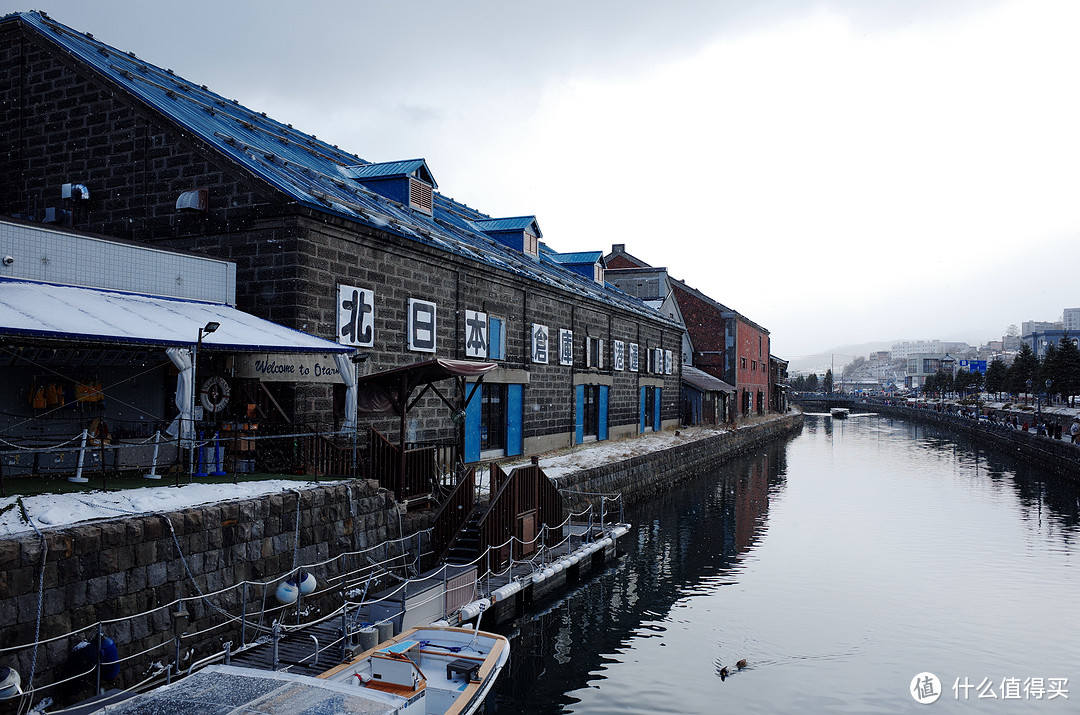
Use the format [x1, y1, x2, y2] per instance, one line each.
[0, 22, 281, 240]
[864, 403, 1080, 478]
[0, 479, 403, 702]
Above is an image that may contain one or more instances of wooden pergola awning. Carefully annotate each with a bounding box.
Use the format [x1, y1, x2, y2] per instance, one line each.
[357, 359, 498, 505]
[357, 358, 497, 414]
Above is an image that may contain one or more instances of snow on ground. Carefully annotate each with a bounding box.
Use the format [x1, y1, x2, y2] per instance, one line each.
[0, 420, 759, 539]
[0, 479, 331, 539]
[495, 424, 732, 480]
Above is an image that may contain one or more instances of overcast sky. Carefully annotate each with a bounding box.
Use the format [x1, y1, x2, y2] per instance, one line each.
[24, 0, 1080, 367]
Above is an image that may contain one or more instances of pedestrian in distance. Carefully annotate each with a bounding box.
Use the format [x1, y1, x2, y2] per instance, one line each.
[1071, 417, 1080, 444]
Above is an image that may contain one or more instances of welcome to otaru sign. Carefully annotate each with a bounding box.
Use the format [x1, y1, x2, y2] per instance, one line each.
[236, 354, 343, 382]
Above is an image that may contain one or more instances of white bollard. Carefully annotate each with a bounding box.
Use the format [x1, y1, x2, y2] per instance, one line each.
[69, 428, 89, 483]
[143, 431, 162, 479]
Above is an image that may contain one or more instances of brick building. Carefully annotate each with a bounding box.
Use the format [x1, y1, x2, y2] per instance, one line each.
[606, 244, 773, 417]
[0, 11, 682, 461]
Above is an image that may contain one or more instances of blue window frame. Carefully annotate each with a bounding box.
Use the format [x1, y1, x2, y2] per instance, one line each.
[488, 317, 505, 360]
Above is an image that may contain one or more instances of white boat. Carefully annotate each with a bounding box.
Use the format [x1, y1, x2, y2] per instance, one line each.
[830, 407, 850, 419]
[92, 625, 509, 715]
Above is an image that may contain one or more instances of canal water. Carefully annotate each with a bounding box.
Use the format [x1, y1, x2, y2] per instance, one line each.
[492, 414, 1080, 713]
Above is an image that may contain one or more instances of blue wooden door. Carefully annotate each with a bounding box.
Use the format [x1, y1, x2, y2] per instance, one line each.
[575, 385, 584, 444]
[598, 385, 609, 441]
[506, 384, 523, 456]
[464, 385, 481, 463]
[653, 387, 662, 431]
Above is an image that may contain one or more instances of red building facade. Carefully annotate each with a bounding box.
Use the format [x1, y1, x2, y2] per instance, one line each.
[605, 245, 774, 420]
[734, 315, 770, 416]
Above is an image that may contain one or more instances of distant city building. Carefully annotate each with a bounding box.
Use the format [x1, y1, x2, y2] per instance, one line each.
[1023, 330, 1079, 359]
[1021, 320, 1061, 336]
[905, 353, 957, 389]
[1002, 335, 1023, 351]
[891, 340, 970, 360]
[1063, 308, 1080, 333]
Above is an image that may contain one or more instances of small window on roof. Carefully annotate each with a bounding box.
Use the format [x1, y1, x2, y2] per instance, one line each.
[524, 231, 538, 257]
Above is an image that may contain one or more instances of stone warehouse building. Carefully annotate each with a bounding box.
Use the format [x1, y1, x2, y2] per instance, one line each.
[0, 11, 682, 461]
[604, 244, 774, 416]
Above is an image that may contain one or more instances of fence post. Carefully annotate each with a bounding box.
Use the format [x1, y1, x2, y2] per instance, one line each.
[70, 428, 89, 483]
[95, 622, 103, 695]
[143, 431, 162, 480]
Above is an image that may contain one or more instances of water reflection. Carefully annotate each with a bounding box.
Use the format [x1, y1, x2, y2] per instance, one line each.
[492, 442, 791, 713]
[492, 416, 1080, 713]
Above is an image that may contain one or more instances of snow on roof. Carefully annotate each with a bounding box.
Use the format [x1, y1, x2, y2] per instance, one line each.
[0, 279, 351, 353]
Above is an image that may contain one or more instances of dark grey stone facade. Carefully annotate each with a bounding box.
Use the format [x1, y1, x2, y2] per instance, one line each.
[0, 13, 682, 454]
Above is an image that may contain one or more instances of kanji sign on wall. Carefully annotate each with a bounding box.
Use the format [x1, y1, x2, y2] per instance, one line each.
[613, 340, 625, 371]
[337, 284, 374, 347]
[408, 298, 437, 352]
[629, 343, 639, 372]
[464, 310, 488, 358]
[531, 323, 549, 364]
[559, 329, 574, 366]
[664, 350, 673, 375]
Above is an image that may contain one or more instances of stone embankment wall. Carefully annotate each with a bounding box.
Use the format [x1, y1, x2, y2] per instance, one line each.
[866, 403, 1080, 478]
[0, 479, 403, 703]
[556, 413, 804, 512]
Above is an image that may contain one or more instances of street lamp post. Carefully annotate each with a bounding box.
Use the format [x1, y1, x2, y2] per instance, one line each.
[1026, 379, 1034, 430]
[190, 321, 220, 478]
[1045, 379, 1053, 437]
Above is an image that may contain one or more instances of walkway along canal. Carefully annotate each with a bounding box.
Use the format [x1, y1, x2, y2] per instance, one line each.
[489, 412, 1079, 713]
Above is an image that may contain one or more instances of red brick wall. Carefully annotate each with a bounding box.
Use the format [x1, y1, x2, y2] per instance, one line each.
[670, 282, 729, 381]
[605, 254, 643, 269]
[735, 318, 770, 414]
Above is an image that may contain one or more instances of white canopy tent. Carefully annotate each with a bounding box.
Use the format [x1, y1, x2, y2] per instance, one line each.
[0, 279, 357, 431]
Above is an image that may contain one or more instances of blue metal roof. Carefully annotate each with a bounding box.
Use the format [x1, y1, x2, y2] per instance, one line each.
[5, 11, 679, 330]
[550, 251, 603, 265]
[473, 216, 542, 237]
[342, 159, 437, 188]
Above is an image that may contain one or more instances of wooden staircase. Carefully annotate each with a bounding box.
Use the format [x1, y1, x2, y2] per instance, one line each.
[443, 507, 484, 564]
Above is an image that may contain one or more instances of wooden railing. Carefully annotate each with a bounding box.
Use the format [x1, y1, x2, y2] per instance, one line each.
[430, 466, 476, 560]
[479, 464, 517, 570]
[404, 440, 459, 490]
[247, 425, 360, 477]
[478, 462, 564, 570]
[297, 429, 358, 477]
[366, 428, 439, 502]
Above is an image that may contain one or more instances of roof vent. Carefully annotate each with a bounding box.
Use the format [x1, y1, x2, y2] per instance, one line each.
[176, 188, 208, 212]
[474, 216, 542, 261]
[409, 178, 433, 214]
[550, 252, 606, 284]
[342, 159, 438, 216]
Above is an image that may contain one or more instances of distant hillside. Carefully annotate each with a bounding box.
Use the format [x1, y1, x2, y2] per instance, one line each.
[787, 340, 901, 374]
